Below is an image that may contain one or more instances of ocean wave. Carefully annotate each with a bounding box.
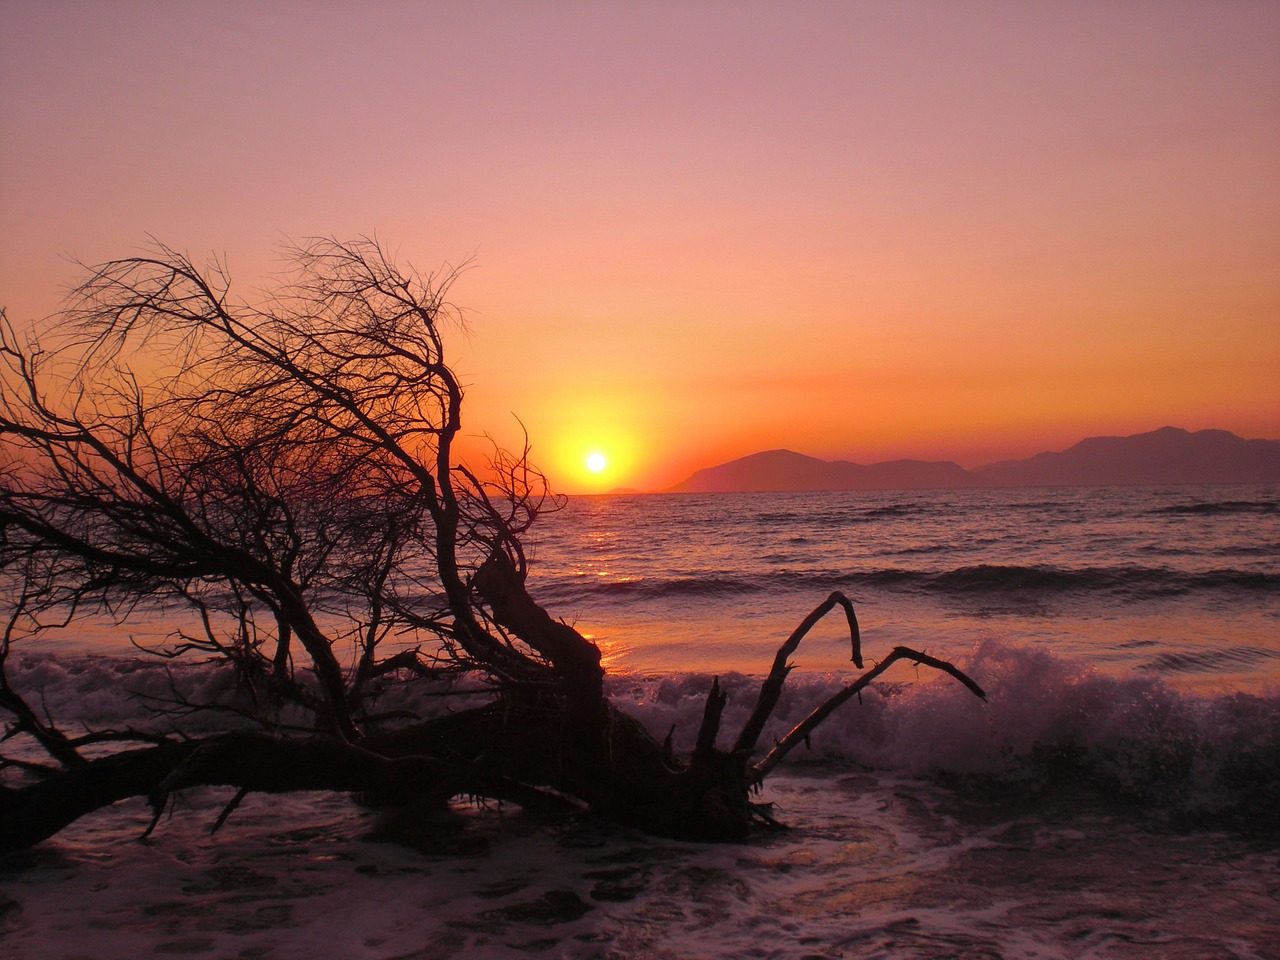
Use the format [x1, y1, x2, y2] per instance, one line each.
[535, 574, 768, 602]
[924, 564, 1279, 596]
[604, 640, 1280, 831]
[1144, 646, 1278, 675]
[536, 563, 1280, 604]
[930, 564, 1082, 591]
[752, 503, 928, 527]
[860, 503, 926, 519]
[5, 642, 1278, 832]
[1153, 500, 1279, 516]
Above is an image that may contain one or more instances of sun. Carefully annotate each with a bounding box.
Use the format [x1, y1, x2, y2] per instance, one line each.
[585, 451, 607, 474]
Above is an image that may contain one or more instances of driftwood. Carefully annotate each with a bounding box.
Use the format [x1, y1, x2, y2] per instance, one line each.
[0, 585, 983, 853]
[0, 239, 985, 854]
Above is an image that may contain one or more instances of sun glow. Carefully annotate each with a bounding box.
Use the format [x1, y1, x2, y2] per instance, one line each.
[532, 413, 643, 492]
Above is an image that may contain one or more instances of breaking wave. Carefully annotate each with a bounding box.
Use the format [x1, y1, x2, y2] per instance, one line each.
[537, 563, 1279, 603]
[8, 641, 1278, 833]
[1153, 499, 1279, 516]
[606, 640, 1280, 831]
[753, 503, 931, 527]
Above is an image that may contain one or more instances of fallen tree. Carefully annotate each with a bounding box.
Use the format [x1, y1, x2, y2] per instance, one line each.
[0, 238, 984, 855]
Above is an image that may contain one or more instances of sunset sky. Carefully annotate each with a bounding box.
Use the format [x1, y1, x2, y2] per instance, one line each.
[2, 1, 1277, 493]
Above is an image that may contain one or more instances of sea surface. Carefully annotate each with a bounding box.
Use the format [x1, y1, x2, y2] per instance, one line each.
[3, 485, 1279, 959]
[527, 485, 1280, 693]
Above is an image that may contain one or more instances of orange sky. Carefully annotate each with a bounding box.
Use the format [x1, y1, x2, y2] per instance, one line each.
[2, 1, 1277, 493]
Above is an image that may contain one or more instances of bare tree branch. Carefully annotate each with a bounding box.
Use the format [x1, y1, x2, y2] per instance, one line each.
[0, 239, 986, 851]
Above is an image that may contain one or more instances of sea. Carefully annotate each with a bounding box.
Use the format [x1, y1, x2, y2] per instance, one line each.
[3, 485, 1278, 959]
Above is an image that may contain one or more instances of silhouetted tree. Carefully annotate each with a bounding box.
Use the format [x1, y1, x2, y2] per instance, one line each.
[0, 239, 983, 853]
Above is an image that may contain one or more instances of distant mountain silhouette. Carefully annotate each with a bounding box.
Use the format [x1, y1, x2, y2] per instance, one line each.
[972, 427, 1280, 487]
[668, 428, 1280, 493]
[670, 450, 975, 493]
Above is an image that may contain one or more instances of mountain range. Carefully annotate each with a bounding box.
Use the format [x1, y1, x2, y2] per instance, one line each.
[668, 427, 1280, 493]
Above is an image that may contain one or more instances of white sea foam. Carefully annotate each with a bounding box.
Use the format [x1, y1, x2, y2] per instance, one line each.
[4, 641, 1280, 958]
[601, 638, 1280, 815]
[4, 763, 1277, 959]
[8, 638, 1278, 826]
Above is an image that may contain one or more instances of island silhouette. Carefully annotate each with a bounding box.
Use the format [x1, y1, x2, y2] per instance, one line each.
[669, 427, 1280, 493]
